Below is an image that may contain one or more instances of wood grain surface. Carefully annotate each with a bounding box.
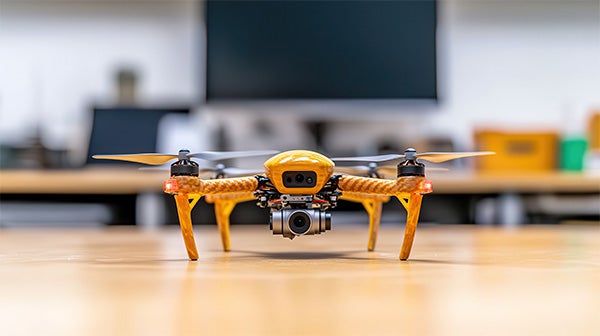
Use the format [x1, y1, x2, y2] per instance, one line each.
[0, 225, 598, 335]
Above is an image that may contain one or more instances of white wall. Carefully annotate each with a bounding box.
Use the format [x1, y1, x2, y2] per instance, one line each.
[429, 0, 600, 141]
[1, 0, 598, 156]
[0, 0, 201, 151]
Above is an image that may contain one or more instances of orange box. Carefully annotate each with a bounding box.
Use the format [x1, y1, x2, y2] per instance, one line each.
[588, 111, 600, 151]
[474, 130, 559, 172]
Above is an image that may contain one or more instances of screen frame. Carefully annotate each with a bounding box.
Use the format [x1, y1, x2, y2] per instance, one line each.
[203, 0, 439, 108]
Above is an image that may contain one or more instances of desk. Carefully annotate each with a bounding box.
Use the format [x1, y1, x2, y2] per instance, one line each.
[1, 169, 599, 226]
[428, 172, 600, 225]
[427, 171, 600, 194]
[0, 168, 166, 194]
[0, 225, 598, 335]
[1, 169, 599, 194]
[0, 168, 167, 226]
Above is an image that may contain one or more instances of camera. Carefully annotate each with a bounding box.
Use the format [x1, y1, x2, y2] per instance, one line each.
[282, 171, 317, 188]
[271, 209, 331, 239]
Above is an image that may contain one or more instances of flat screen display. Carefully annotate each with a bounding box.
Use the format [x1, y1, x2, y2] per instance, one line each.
[206, 0, 437, 101]
[87, 107, 190, 164]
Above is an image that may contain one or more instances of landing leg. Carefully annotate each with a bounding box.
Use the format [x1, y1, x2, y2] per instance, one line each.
[214, 201, 235, 252]
[398, 193, 423, 261]
[363, 200, 384, 251]
[174, 194, 199, 260]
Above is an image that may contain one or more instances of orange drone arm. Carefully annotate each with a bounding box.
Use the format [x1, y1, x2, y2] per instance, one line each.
[205, 192, 256, 252]
[340, 192, 391, 251]
[165, 176, 259, 195]
[338, 175, 432, 260]
[164, 176, 259, 260]
[337, 175, 429, 195]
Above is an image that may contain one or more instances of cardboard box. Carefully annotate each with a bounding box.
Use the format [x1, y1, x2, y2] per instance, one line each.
[589, 111, 600, 151]
[475, 130, 559, 172]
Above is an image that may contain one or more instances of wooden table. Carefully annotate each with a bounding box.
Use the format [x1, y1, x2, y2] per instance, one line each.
[2, 169, 598, 226]
[1, 169, 599, 194]
[0, 168, 166, 194]
[1, 225, 598, 335]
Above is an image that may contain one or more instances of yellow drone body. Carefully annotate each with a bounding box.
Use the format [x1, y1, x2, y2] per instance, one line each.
[264, 150, 334, 195]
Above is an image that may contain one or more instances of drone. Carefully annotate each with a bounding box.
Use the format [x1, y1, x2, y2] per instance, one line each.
[93, 149, 493, 261]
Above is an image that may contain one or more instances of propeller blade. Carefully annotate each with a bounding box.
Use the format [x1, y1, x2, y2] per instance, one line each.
[92, 153, 178, 165]
[140, 163, 264, 177]
[335, 165, 447, 177]
[376, 167, 398, 178]
[139, 165, 170, 171]
[198, 167, 264, 177]
[416, 151, 495, 163]
[189, 150, 279, 161]
[377, 166, 448, 178]
[334, 166, 372, 175]
[331, 153, 404, 164]
[222, 167, 265, 177]
[94, 150, 278, 166]
[424, 167, 450, 172]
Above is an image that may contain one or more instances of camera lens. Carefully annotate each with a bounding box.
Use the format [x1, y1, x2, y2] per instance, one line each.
[288, 211, 311, 235]
[324, 212, 331, 230]
[282, 171, 317, 188]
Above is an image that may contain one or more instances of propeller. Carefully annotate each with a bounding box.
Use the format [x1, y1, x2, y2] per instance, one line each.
[198, 164, 264, 178]
[139, 164, 264, 177]
[333, 148, 493, 178]
[334, 163, 447, 179]
[93, 149, 279, 165]
[332, 148, 495, 166]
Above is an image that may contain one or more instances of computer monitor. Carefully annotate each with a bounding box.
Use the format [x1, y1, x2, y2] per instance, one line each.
[205, 0, 437, 103]
[86, 106, 190, 164]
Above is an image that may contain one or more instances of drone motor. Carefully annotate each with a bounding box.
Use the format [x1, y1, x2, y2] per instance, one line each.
[397, 148, 425, 177]
[170, 150, 200, 177]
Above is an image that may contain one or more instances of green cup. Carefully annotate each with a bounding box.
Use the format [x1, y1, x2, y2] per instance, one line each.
[560, 137, 588, 171]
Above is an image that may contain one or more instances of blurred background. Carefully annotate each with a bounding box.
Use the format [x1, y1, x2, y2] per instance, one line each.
[0, 0, 598, 228]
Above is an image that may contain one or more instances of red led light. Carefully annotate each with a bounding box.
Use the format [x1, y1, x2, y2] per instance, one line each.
[421, 180, 433, 193]
[164, 178, 179, 194]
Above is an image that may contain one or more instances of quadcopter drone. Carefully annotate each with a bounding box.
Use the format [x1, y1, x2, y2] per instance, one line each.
[93, 149, 493, 261]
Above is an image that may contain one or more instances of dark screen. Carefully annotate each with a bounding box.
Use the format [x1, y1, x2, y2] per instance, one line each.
[87, 107, 189, 164]
[206, 0, 437, 100]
